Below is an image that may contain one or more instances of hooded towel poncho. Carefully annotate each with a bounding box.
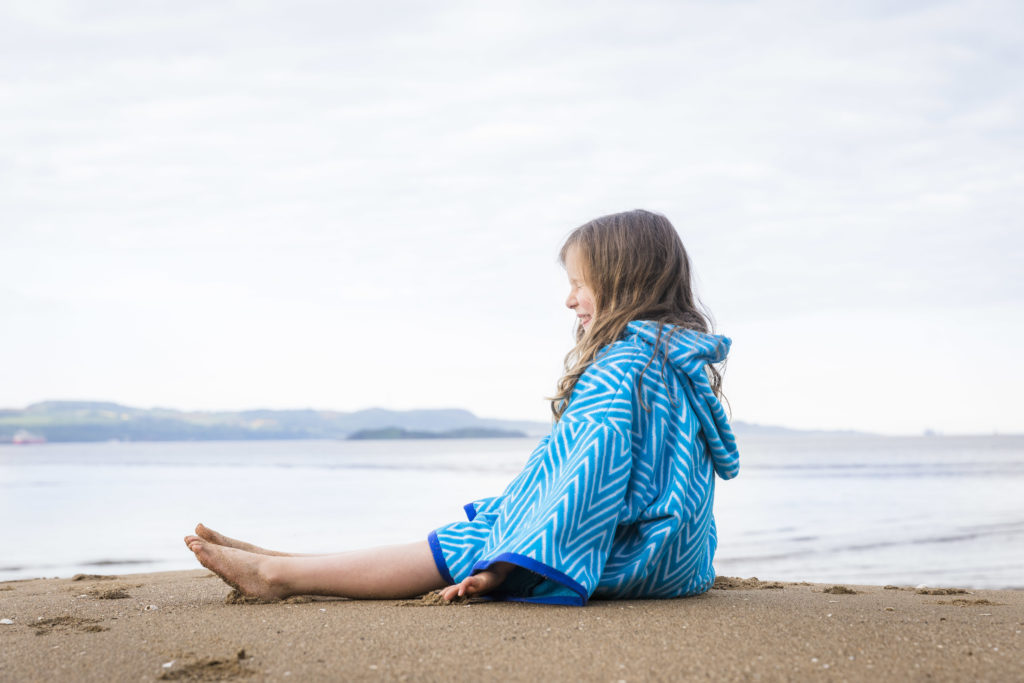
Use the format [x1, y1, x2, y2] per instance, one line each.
[429, 320, 739, 605]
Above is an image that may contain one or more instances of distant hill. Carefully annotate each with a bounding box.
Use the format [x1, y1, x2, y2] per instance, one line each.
[348, 427, 527, 440]
[0, 400, 871, 444]
[0, 401, 549, 443]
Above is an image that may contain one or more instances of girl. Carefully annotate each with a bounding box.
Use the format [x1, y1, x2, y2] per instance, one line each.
[185, 209, 739, 605]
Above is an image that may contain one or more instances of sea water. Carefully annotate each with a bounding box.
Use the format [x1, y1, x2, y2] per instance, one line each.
[1, 435, 1022, 589]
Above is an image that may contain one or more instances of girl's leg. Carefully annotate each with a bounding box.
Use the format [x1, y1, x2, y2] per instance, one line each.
[184, 535, 447, 600]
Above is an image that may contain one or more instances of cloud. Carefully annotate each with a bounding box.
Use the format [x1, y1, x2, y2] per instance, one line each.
[1, 0, 1021, 432]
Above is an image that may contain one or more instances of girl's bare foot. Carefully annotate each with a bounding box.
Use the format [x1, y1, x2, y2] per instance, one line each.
[184, 535, 288, 601]
[194, 523, 295, 557]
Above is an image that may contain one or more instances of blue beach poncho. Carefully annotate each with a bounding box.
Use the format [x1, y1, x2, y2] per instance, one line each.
[429, 320, 740, 605]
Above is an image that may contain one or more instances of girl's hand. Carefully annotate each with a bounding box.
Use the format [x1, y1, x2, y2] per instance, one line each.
[439, 573, 494, 601]
[439, 562, 514, 602]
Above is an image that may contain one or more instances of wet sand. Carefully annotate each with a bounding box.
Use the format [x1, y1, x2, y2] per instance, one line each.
[1, 570, 1021, 681]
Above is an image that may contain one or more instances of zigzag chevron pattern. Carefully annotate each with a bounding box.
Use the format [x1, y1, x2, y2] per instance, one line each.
[430, 320, 740, 604]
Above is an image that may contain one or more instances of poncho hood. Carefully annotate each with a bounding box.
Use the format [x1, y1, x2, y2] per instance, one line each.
[624, 320, 740, 480]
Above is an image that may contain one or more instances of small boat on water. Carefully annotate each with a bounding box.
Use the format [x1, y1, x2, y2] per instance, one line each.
[11, 430, 47, 445]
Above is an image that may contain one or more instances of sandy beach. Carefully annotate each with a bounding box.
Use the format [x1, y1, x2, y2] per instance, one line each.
[1, 570, 1020, 681]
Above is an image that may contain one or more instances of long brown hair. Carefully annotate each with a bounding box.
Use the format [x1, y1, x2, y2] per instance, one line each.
[551, 209, 723, 420]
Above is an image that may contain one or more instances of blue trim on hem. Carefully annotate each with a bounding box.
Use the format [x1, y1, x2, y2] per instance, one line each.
[463, 502, 477, 521]
[460, 594, 581, 606]
[472, 552, 588, 606]
[505, 595, 583, 606]
[427, 531, 455, 585]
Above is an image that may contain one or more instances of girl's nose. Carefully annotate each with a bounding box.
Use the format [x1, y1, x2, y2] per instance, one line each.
[565, 292, 576, 309]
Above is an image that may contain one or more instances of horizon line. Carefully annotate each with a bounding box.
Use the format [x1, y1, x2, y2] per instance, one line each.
[3, 398, 1021, 439]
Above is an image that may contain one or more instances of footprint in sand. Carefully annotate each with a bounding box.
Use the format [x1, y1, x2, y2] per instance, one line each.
[159, 650, 256, 680]
[937, 598, 1001, 606]
[223, 589, 315, 605]
[68, 583, 139, 599]
[32, 615, 109, 636]
[88, 586, 132, 600]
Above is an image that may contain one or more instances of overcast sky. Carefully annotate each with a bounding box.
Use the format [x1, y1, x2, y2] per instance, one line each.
[2, 1, 1021, 435]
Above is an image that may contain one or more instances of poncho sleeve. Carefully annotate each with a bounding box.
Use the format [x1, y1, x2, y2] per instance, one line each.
[429, 351, 638, 605]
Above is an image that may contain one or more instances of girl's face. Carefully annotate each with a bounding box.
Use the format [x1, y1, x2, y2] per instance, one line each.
[564, 245, 597, 331]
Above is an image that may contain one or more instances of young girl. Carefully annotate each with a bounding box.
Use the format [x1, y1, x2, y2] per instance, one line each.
[185, 209, 739, 605]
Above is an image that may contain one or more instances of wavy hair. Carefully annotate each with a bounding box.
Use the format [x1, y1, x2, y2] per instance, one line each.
[551, 209, 724, 420]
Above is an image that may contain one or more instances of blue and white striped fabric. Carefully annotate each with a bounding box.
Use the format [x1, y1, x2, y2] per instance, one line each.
[428, 320, 740, 605]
